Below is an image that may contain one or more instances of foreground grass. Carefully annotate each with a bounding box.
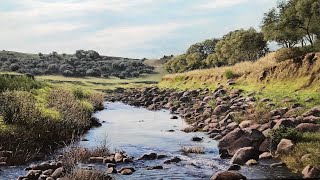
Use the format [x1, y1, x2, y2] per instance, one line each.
[283, 132, 320, 172]
[0, 74, 104, 165]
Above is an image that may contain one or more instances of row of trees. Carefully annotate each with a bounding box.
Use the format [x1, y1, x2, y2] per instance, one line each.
[165, 0, 320, 73]
[165, 28, 267, 73]
[0, 50, 154, 78]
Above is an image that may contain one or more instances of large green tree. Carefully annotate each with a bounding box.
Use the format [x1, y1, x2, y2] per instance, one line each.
[215, 28, 268, 65]
[261, 0, 320, 47]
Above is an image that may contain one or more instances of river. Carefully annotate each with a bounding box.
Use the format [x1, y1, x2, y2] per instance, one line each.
[0, 102, 300, 179]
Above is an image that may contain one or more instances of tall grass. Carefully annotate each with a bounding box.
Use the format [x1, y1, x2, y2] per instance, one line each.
[0, 74, 43, 92]
[0, 76, 105, 165]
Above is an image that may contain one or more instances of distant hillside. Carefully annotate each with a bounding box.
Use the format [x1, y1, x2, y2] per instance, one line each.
[0, 50, 155, 78]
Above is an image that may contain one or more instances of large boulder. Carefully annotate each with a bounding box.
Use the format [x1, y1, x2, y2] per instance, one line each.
[210, 170, 247, 180]
[276, 139, 295, 155]
[273, 119, 295, 129]
[218, 128, 265, 155]
[302, 165, 320, 178]
[230, 147, 259, 165]
[295, 123, 320, 133]
[303, 106, 320, 117]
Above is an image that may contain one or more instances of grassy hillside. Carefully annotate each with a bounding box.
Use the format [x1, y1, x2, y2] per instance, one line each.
[159, 52, 320, 172]
[160, 52, 320, 108]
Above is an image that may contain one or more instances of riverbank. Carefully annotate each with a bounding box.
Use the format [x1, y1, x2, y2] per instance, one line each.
[106, 84, 320, 178]
[0, 74, 104, 167]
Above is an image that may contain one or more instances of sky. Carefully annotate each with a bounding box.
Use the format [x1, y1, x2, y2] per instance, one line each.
[0, 0, 278, 59]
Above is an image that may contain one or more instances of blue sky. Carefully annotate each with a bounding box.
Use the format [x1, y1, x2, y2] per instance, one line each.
[0, 0, 278, 58]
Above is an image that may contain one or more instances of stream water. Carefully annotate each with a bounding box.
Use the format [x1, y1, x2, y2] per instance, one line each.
[0, 102, 301, 179]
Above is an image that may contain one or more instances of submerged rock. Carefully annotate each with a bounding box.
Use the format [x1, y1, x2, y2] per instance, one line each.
[210, 170, 247, 180]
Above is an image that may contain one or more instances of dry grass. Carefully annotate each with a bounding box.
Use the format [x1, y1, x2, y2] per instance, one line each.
[159, 52, 277, 89]
[61, 144, 111, 171]
[65, 169, 112, 180]
[180, 146, 205, 154]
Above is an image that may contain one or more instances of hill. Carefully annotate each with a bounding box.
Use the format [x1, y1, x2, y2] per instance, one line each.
[0, 50, 155, 79]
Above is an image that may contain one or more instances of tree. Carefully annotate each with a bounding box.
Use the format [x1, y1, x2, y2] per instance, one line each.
[215, 28, 268, 65]
[261, 0, 320, 47]
[186, 39, 219, 59]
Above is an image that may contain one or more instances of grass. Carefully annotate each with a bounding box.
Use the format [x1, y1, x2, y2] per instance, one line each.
[180, 146, 205, 154]
[36, 65, 165, 91]
[65, 169, 112, 180]
[61, 144, 110, 171]
[282, 132, 320, 172]
[0, 75, 105, 165]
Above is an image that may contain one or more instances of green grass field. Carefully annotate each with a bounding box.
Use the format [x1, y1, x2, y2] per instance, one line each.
[36, 66, 166, 91]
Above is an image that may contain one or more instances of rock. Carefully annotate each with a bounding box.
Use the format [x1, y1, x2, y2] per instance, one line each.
[210, 171, 247, 180]
[146, 165, 163, 170]
[245, 159, 258, 166]
[164, 157, 182, 164]
[228, 164, 241, 171]
[302, 165, 320, 178]
[239, 120, 254, 129]
[273, 119, 295, 129]
[191, 136, 203, 142]
[103, 156, 115, 163]
[231, 147, 259, 165]
[270, 162, 286, 167]
[170, 116, 178, 119]
[295, 123, 320, 133]
[276, 139, 295, 155]
[51, 167, 64, 179]
[106, 167, 117, 174]
[259, 152, 272, 160]
[123, 158, 133, 163]
[157, 154, 167, 159]
[119, 167, 135, 175]
[213, 105, 229, 115]
[139, 153, 157, 160]
[181, 126, 197, 133]
[218, 128, 265, 156]
[114, 153, 124, 163]
[106, 163, 116, 168]
[303, 106, 320, 117]
[42, 169, 54, 175]
[26, 170, 42, 179]
[259, 138, 270, 152]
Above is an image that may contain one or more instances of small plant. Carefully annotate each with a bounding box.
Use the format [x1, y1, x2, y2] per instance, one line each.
[65, 169, 112, 180]
[224, 70, 237, 79]
[268, 126, 302, 151]
[274, 47, 304, 62]
[180, 146, 205, 154]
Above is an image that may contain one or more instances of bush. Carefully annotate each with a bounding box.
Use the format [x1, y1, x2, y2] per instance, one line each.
[0, 91, 40, 124]
[274, 48, 304, 62]
[268, 126, 302, 150]
[224, 69, 237, 79]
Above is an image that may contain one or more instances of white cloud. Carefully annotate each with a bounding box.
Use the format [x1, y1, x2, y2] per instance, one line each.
[197, 0, 249, 9]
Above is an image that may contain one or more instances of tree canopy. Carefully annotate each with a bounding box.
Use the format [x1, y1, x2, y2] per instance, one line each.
[261, 0, 320, 47]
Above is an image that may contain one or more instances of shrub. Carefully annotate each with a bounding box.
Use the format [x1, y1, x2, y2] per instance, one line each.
[0, 74, 43, 92]
[268, 126, 302, 150]
[224, 69, 237, 79]
[48, 88, 92, 128]
[274, 48, 304, 62]
[0, 91, 40, 124]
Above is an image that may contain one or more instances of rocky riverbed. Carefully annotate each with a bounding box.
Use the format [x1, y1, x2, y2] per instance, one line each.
[105, 85, 320, 179]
